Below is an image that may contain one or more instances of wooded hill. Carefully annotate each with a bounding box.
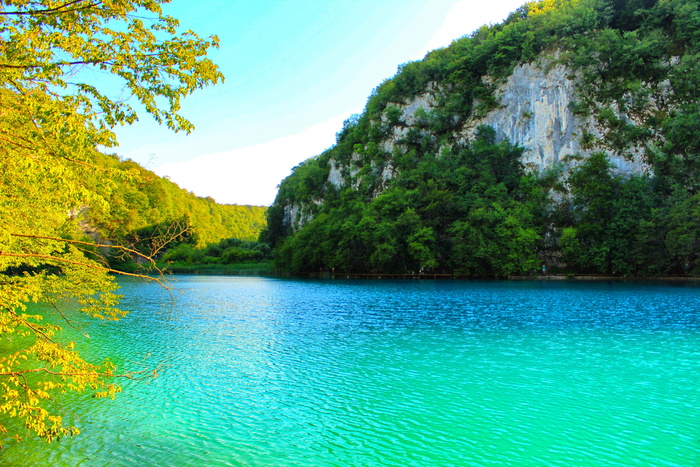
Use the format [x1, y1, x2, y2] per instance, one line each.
[86, 151, 266, 252]
[262, 0, 700, 277]
[80, 152, 268, 271]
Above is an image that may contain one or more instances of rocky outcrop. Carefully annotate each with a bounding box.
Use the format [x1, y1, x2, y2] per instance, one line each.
[471, 62, 583, 169]
[378, 60, 650, 176]
[284, 58, 655, 230]
[467, 61, 649, 175]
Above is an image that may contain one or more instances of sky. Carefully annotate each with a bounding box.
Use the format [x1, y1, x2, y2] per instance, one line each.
[112, 0, 527, 206]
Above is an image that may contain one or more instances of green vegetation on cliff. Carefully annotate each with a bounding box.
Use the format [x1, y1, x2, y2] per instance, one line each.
[262, 0, 700, 276]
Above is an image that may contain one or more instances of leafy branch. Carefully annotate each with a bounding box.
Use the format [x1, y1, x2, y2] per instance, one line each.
[0, 1, 101, 17]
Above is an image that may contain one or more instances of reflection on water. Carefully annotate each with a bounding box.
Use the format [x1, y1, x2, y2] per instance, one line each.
[2, 277, 699, 466]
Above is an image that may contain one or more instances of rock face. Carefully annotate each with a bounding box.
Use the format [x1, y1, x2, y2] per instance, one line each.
[283, 58, 653, 230]
[475, 62, 583, 170]
[470, 61, 648, 175]
[380, 60, 650, 176]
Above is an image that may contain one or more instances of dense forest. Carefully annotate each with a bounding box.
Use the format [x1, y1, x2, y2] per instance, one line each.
[261, 0, 700, 277]
[83, 152, 267, 272]
[90, 153, 266, 246]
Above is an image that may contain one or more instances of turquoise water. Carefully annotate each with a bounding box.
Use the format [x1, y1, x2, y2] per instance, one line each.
[1, 277, 699, 466]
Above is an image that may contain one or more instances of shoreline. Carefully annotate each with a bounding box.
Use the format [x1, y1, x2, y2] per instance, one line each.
[124, 268, 700, 282]
[287, 272, 700, 281]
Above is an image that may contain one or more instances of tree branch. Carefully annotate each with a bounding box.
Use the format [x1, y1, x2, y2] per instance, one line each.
[0, 252, 169, 288]
[0, 363, 158, 380]
[0, 135, 35, 151]
[0, 1, 102, 17]
[10, 233, 154, 265]
[49, 301, 90, 339]
[15, 372, 53, 402]
[0, 305, 57, 344]
[0, 59, 114, 69]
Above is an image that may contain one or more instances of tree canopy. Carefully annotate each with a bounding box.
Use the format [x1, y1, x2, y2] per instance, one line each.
[262, 0, 700, 277]
[0, 0, 222, 443]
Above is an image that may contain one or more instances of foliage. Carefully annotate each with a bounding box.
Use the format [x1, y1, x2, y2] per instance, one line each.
[663, 190, 700, 273]
[0, 0, 222, 443]
[271, 127, 546, 276]
[89, 154, 268, 254]
[562, 153, 659, 275]
[160, 237, 272, 267]
[263, 0, 700, 278]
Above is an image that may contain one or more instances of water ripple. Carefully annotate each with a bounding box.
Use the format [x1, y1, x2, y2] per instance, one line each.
[2, 278, 699, 466]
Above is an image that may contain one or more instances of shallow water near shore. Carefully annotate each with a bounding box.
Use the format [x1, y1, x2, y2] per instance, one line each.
[2, 277, 699, 466]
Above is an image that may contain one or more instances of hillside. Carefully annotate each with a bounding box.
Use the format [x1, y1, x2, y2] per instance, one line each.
[84, 152, 267, 247]
[262, 0, 700, 276]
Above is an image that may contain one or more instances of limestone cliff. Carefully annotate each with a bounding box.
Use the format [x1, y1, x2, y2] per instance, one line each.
[263, 0, 700, 277]
[464, 61, 649, 175]
[284, 57, 655, 230]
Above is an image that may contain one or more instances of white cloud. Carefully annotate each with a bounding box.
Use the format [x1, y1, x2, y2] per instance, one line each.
[153, 114, 349, 206]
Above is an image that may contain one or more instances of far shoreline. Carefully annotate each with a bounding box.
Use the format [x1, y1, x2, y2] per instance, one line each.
[159, 270, 700, 282]
[122, 265, 700, 282]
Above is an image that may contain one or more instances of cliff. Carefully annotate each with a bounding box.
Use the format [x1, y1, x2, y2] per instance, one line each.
[263, 0, 700, 276]
[321, 57, 652, 213]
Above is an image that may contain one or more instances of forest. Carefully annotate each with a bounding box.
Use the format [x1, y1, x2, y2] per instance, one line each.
[87, 152, 268, 273]
[262, 0, 700, 277]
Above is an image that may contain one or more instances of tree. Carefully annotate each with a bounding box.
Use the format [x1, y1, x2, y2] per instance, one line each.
[0, 0, 222, 443]
[564, 153, 658, 275]
[665, 192, 700, 273]
[450, 199, 539, 276]
[565, 153, 617, 272]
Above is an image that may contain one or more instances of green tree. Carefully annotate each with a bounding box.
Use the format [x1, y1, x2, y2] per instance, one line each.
[564, 153, 657, 274]
[0, 0, 222, 443]
[564, 153, 617, 272]
[450, 199, 539, 276]
[665, 192, 700, 273]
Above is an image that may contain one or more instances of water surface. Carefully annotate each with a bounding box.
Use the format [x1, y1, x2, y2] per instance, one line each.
[2, 277, 699, 466]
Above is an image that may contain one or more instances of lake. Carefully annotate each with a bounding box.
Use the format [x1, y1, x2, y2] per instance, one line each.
[1, 276, 699, 466]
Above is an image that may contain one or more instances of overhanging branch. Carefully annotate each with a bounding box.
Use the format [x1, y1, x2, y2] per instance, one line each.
[0, 1, 102, 17]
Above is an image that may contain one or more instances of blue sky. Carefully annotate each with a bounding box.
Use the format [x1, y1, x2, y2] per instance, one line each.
[113, 0, 527, 206]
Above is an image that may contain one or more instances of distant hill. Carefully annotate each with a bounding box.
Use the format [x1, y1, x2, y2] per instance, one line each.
[262, 0, 700, 276]
[83, 151, 267, 249]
